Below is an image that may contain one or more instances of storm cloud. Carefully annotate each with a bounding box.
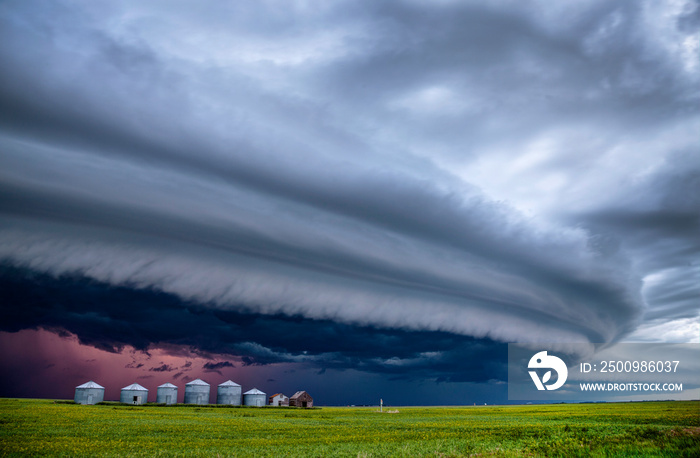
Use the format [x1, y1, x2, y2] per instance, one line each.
[0, 264, 506, 383]
[0, 0, 698, 388]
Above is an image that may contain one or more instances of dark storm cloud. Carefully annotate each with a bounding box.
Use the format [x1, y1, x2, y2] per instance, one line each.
[0, 265, 506, 382]
[203, 361, 236, 373]
[0, 0, 697, 369]
[149, 364, 176, 372]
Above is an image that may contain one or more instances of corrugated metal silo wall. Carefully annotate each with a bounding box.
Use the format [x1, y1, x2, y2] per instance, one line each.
[156, 387, 178, 404]
[184, 385, 210, 404]
[74, 388, 104, 405]
[217, 386, 242, 405]
[120, 389, 148, 404]
[243, 394, 267, 407]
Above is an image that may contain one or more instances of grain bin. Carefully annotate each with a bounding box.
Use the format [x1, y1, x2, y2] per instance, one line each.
[156, 383, 178, 405]
[243, 388, 266, 407]
[74, 381, 105, 405]
[120, 383, 149, 405]
[184, 378, 210, 404]
[217, 380, 242, 405]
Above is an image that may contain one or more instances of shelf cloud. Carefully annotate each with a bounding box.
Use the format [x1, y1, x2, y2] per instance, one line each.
[0, 0, 698, 395]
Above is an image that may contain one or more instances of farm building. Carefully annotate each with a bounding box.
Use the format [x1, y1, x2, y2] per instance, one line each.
[243, 388, 267, 407]
[289, 391, 313, 408]
[156, 383, 178, 405]
[120, 383, 148, 405]
[268, 393, 289, 406]
[74, 381, 105, 405]
[217, 380, 242, 405]
[184, 379, 210, 404]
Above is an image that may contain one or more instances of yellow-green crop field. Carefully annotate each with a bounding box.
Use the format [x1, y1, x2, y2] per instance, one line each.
[0, 399, 698, 457]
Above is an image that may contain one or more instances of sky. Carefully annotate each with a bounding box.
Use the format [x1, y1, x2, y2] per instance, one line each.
[0, 0, 698, 405]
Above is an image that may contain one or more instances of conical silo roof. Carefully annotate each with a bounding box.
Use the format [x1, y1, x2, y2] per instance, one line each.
[186, 378, 209, 386]
[244, 388, 265, 395]
[122, 383, 148, 391]
[158, 383, 177, 388]
[76, 381, 104, 389]
[219, 380, 241, 387]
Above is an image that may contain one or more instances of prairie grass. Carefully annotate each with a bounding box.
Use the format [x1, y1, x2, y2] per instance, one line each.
[0, 399, 698, 456]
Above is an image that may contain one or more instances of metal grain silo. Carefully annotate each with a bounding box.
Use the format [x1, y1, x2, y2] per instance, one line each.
[217, 380, 242, 405]
[243, 388, 267, 407]
[120, 383, 149, 405]
[184, 378, 210, 404]
[74, 381, 105, 405]
[156, 383, 178, 405]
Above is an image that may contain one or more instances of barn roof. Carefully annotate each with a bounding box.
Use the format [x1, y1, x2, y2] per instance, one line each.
[290, 391, 310, 400]
[76, 381, 104, 389]
[269, 393, 285, 398]
[244, 388, 265, 395]
[219, 380, 241, 387]
[186, 378, 210, 386]
[122, 383, 148, 391]
[158, 383, 177, 388]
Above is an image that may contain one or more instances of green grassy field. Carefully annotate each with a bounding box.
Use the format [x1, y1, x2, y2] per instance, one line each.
[0, 399, 698, 457]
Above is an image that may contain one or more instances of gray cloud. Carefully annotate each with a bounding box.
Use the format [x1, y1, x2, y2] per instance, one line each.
[570, 148, 700, 329]
[0, 0, 697, 362]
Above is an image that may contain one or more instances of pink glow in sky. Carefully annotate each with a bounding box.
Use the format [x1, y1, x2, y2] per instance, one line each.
[0, 329, 272, 402]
